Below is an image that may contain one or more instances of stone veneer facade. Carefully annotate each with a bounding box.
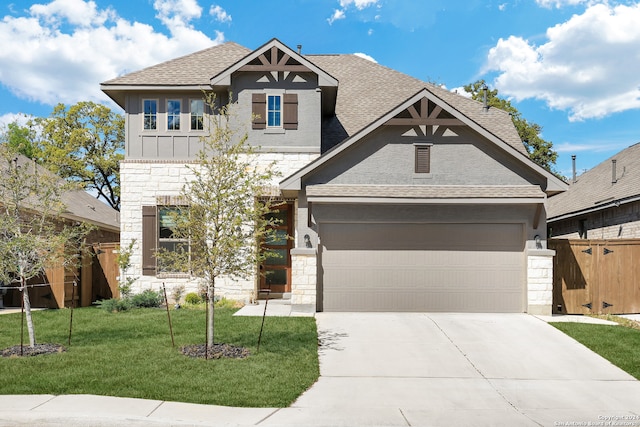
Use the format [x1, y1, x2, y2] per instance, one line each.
[526, 249, 555, 316]
[119, 152, 319, 304]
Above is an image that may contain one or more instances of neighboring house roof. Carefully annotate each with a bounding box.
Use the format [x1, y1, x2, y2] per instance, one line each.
[0, 155, 120, 232]
[547, 142, 640, 221]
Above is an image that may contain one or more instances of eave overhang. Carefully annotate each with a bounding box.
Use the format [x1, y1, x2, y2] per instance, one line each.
[306, 184, 546, 205]
[100, 84, 213, 109]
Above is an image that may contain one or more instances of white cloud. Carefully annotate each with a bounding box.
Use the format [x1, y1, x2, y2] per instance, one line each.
[450, 87, 472, 98]
[0, 113, 33, 129]
[535, 0, 590, 8]
[353, 52, 377, 63]
[327, 9, 346, 24]
[339, 0, 380, 10]
[0, 0, 223, 108]
[485, 3, 640, 121]
[210, 5, 231, 23]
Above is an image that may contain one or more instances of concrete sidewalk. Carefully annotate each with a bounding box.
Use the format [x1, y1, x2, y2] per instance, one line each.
[0, 394, 278, 426]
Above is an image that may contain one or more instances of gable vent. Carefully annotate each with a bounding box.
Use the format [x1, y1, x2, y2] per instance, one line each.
[415, 145, 431, 173]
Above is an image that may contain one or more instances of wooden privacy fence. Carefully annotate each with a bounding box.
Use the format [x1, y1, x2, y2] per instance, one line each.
[549, 239, 640, 315]
[2, 242, 120, 309]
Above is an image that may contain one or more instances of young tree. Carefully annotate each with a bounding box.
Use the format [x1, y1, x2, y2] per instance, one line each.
[463, 80, 559, 174]
[0, 144, 92, 346]
[158, 94, 281, 347]
[34, 102, 124, 210]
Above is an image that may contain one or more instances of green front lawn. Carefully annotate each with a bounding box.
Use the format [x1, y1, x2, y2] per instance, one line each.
[551, 320, 640, 379]
[0, 307, 319, 407]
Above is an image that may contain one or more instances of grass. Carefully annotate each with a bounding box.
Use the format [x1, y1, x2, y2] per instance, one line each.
[551, 318, 640, 379]
[0, 306, 319, 407]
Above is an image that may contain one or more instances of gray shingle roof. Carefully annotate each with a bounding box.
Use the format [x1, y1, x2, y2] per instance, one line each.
[101, 42, 251, 86]
[1, 155, 120, 231]
[309, 54, 527, 156]
[547, 142, 640, 220]
[307, 184, 545, 199]
[101, 41, 527, 157]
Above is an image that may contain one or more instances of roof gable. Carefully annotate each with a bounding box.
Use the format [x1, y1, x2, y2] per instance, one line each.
[281, 88, 566, 195]
[210, 38, 338, 88]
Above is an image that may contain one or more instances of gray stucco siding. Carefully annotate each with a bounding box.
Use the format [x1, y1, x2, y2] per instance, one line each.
[304, 126, 539, 187]
[125, 91, 214, 160]
[124, 77, 322, 160]
[232, 73, 322, 152]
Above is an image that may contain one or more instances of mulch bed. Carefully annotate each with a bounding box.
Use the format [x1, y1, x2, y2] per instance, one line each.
[181, 343, 250, 359]
[1, 343, 66, 358]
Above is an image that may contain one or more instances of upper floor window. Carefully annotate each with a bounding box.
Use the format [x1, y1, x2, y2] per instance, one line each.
[252, 93, 298, 130]
[267, 95, 282, 127]
[143, 100, 157, 130]
[167, 100, 181, 130]
[190, 99, 204, 130]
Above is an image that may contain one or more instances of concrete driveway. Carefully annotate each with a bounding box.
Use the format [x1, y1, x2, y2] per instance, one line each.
[263, 313, 640, 426]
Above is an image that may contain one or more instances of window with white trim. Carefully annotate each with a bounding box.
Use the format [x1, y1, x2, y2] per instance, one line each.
[143, 100, 157, 130]
[267, 95, 281, 127]
[167, 100, 181, 130]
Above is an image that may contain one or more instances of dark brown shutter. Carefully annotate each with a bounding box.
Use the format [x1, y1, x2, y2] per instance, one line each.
[142, 206, 157, 276]
[415, 145, 431, 173]
[283, 93, 298, 130]
[252, 93, 266, 129]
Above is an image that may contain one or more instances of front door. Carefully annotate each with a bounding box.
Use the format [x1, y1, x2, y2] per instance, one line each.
[260, 202, 293, 295]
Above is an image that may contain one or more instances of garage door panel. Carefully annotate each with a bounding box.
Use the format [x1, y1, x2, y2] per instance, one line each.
[320, 222, 525, 312]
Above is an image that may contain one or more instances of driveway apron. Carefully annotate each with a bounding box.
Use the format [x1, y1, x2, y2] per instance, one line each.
[262, 313, 640, 427]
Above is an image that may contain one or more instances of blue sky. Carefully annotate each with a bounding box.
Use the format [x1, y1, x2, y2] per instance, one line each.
[1, 0, 639, 178]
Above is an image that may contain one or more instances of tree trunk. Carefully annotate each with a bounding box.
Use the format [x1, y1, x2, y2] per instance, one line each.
[207, 277, 215, 346]
[21, 276, 36, 347]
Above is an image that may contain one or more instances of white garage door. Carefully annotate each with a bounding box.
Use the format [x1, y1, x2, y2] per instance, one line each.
[320, 222, 525, 312]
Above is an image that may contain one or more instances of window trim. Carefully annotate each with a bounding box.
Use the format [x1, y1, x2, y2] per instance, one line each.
[190, 99, 204, 131]
[267, 94, 282, 128]
[143, 99, 158, 131]
[157, 205, 190, 275]
[167, 99, 181, 131]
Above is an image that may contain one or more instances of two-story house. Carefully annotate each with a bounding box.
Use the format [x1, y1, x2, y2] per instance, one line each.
[101, 38, 566, 315]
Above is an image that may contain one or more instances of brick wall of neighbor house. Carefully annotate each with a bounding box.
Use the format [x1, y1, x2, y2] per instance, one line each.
[527, 250, 554, 315]
[119, 152, 319, 301]
[550, 201, 640, 239]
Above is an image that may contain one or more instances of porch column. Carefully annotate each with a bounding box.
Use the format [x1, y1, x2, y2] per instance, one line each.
[527, 249, 555, 316]
[290, 248, 317, 313]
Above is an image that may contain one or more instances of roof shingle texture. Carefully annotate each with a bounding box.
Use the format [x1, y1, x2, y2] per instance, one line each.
[1, 155, 120, 230]
[102, 42, 527, 156]
[307, 184, 545, 199]
[547, 142, 640, 219]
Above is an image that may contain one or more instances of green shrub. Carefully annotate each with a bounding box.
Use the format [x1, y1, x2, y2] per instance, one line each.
[215, 297, 243, 309]
[97, 298, 133, 313]
[130, 289, 164, 308]
[184, 292, 203, 305]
